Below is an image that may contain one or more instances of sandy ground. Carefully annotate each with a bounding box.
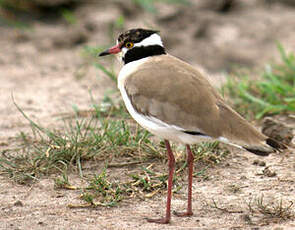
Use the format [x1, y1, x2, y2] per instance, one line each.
[0, 0, 295, 229]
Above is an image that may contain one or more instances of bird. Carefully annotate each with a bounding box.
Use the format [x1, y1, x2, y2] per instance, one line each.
[98, 28, 285, 224]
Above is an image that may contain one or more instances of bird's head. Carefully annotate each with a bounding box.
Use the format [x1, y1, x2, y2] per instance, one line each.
[98, 28, 165, 64]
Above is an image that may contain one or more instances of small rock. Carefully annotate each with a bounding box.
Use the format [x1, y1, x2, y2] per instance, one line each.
[240, 175, 247, 180]
[26, 99, 33, 105]
[0, 142, 8, 146]
[259, 161, 266, 167]
[13, 200, 23, 207]
[253, 160, 266, 167]
[262, 117, 293, 145]
[253, 159, 259, 165]
[263, 167, 277, 177]
[241, 213, 251, 222]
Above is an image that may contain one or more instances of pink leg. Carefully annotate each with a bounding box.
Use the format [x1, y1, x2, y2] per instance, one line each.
[146, 140, 175, 224]
[174, 145, 194, 217]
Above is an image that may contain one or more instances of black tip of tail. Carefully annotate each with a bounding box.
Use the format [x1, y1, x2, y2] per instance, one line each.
[266, 138, 287, 150]
[243, 147, 270, 156]
[244, 138, 287, 156]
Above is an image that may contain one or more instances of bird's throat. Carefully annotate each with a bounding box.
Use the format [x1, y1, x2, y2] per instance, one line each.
[123, 45, 166, 64]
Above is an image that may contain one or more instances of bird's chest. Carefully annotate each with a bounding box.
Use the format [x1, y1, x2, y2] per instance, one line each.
[117, 58, 152, 128]
[117, 57, 149, 90]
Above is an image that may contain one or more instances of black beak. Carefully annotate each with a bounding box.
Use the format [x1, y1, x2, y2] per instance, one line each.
[98, 44, 122, 57]
[98, 49, 110, 57]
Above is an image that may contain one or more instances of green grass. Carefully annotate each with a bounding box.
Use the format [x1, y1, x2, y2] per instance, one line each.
[247, 194, 294, 221]
[61, 8, 77, 25]
[222, 44, 295, 119]
[0, 98, 161, 183]
[82, 167, 126, 207]
[75, 140, 227, 207]
[82, 45, 117, 83]
[0, 95, 228, 206]
[209, 194, 294, 223]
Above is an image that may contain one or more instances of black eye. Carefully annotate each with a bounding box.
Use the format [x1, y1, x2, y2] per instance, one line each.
[125, 42, 134, 49]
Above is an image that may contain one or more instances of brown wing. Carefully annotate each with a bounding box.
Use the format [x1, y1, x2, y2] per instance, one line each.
[125, 54, 269, 148]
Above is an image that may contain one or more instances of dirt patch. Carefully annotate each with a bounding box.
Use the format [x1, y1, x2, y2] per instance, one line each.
[1, 0, 295, 229]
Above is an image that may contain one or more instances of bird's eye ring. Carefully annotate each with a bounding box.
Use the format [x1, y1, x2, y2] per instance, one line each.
[125, 42, 134, 49]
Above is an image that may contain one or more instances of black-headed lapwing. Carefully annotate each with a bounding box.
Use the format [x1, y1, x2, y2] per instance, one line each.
[99, 28, 285, 224]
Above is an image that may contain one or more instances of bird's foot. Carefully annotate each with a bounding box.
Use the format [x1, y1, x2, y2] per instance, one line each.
[173, 210, 193, 217]
[145, 217, 170, 224]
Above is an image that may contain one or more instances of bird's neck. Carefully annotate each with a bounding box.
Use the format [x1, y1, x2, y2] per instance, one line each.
[123, 45, 166, 64]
